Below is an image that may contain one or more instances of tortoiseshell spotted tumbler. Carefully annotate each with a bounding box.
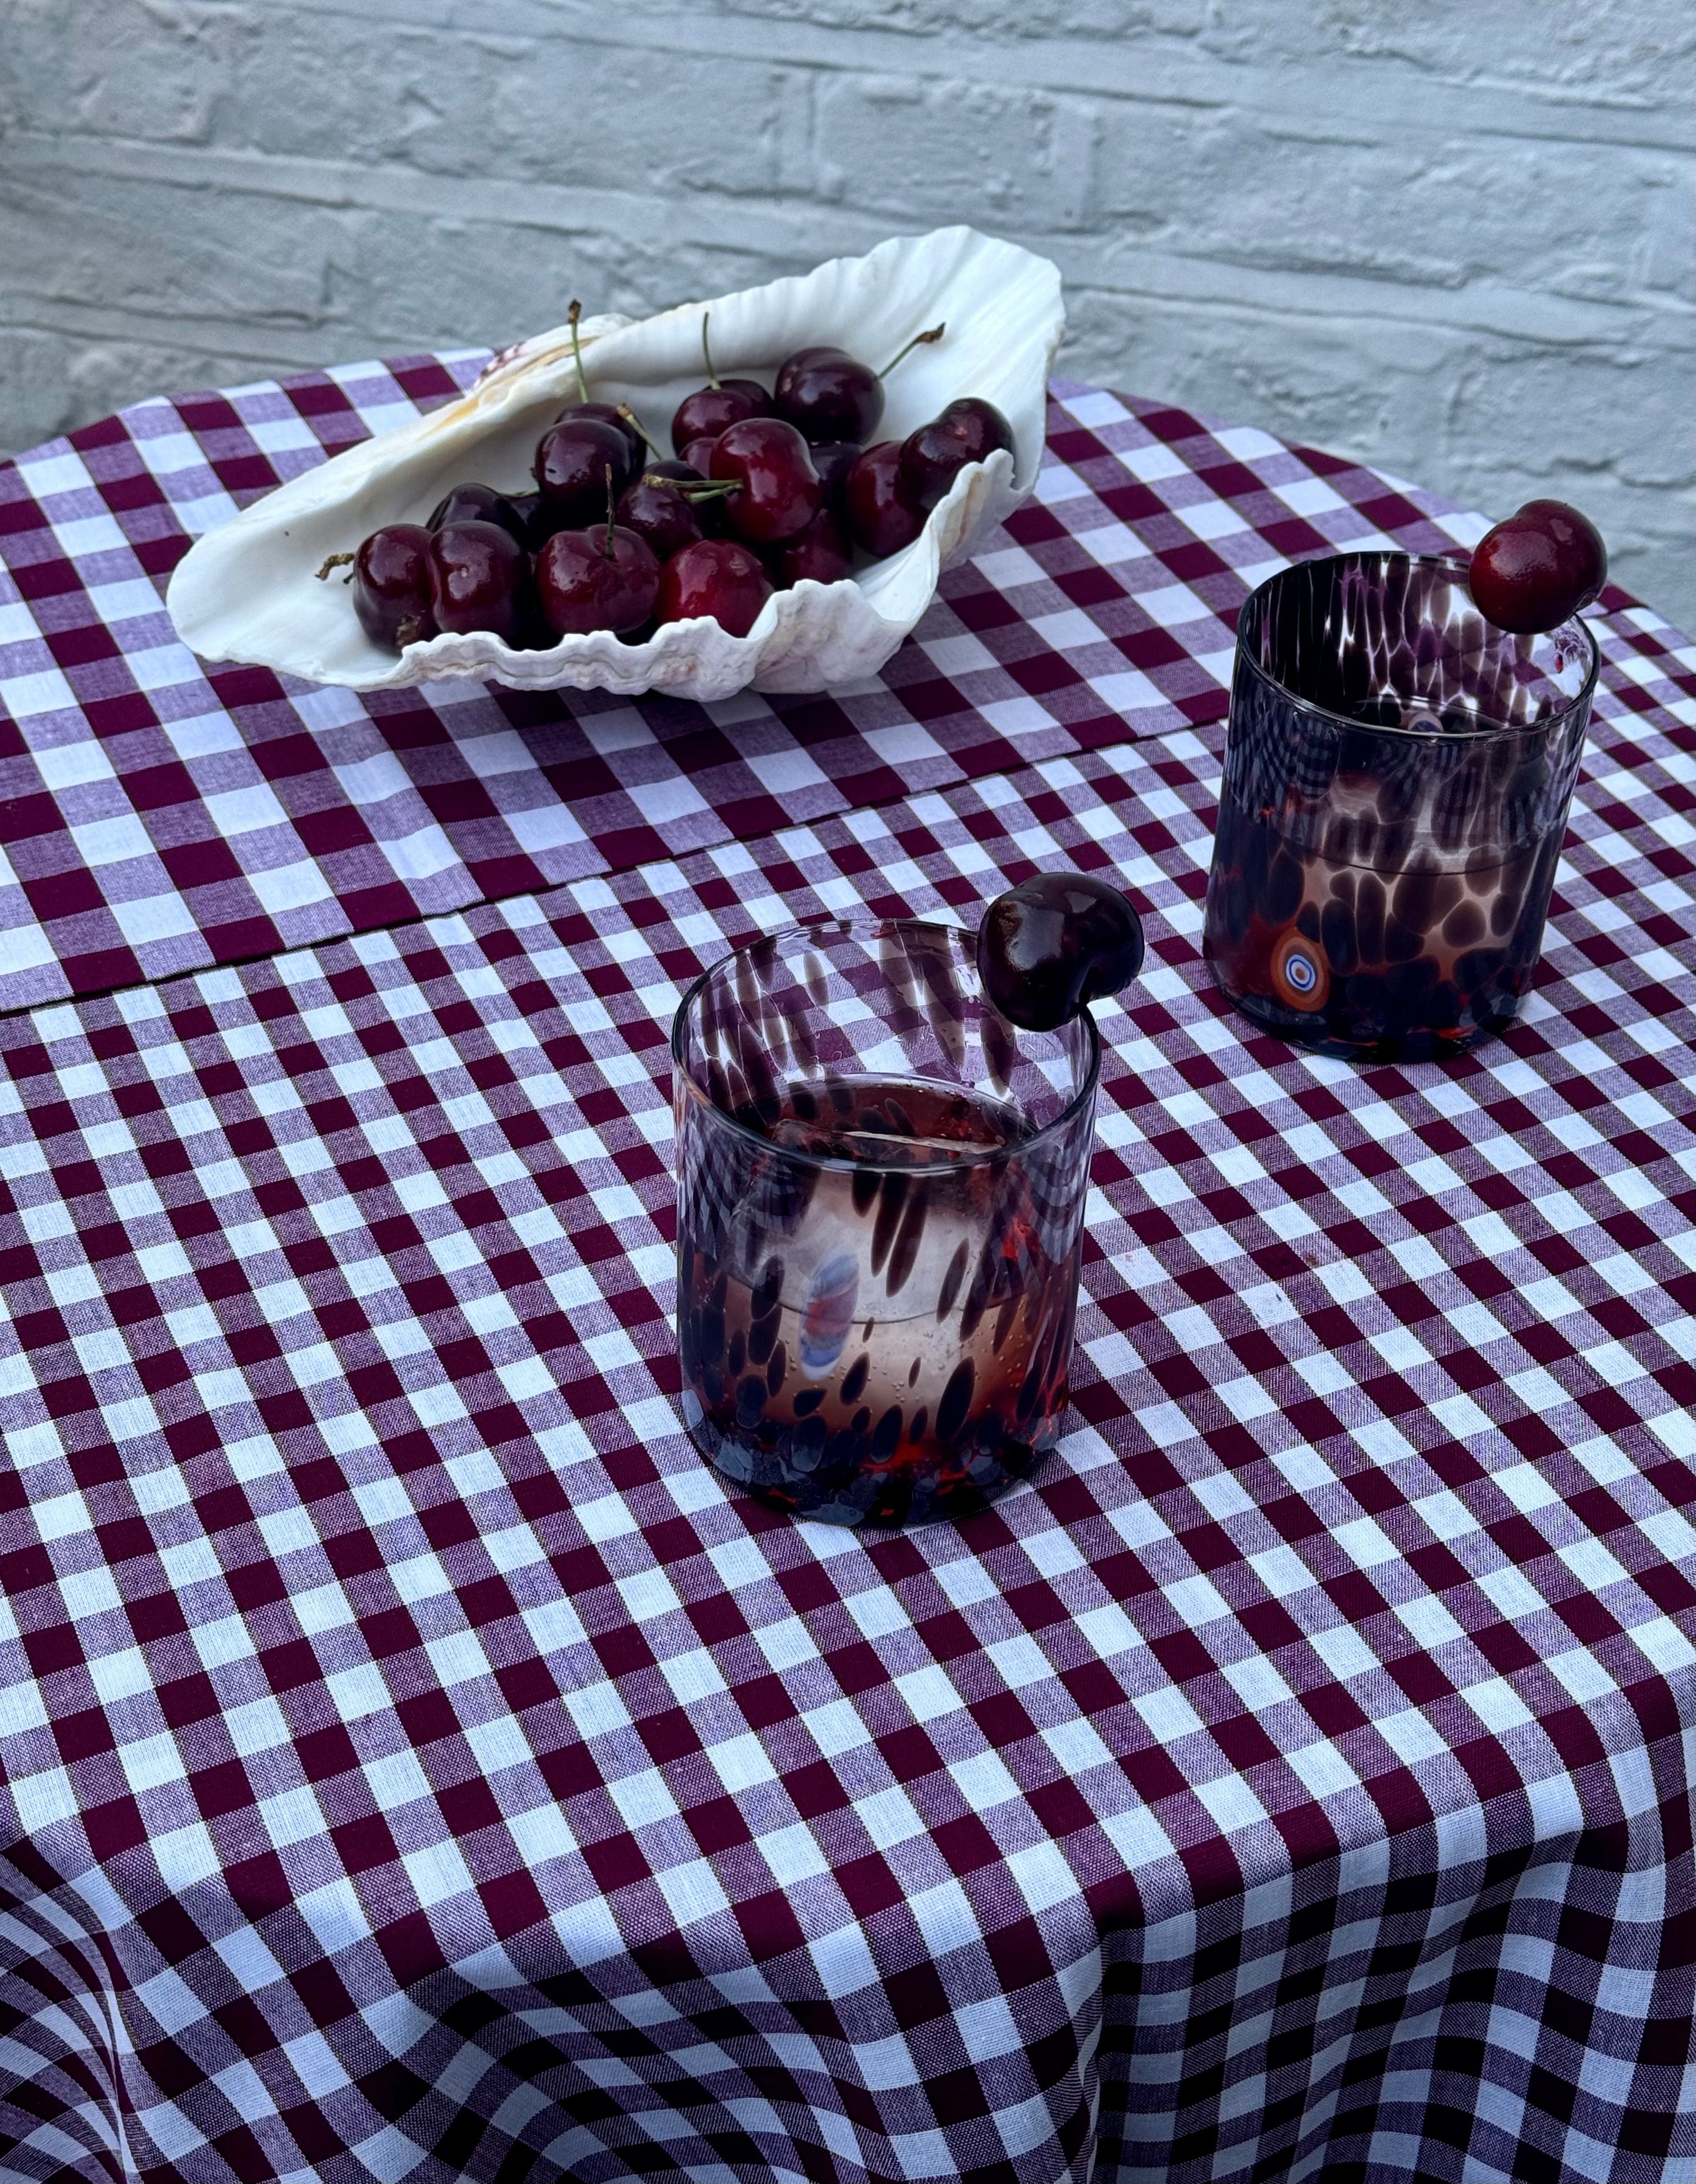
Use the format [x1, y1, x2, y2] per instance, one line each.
[1204, 553, 1597, 1060]
[670, 921, 1099, 1526]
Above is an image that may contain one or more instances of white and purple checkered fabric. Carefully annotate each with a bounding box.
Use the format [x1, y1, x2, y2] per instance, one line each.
[0, 709, 1689, 2183]
[2, 360, 1690, 1013]
[1, 354, 1693, 2182]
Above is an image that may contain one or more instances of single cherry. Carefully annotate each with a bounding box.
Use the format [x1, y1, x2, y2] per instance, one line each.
[774, 324, 943, 445]
[899, 397, 1016, 511]
[1469, 500, 1607, 634]
[618, 463, 712, 561]
[670, 311, 771, 454]
[427, 520, 530, 643]
[807, 441, 862, 523]
[657, 538, 773, 639]
[425, 482, 530, 549]
[534, 418, 633, 523]
[843, 441, 926, 558]
[710, 418, 822, 544]
[679, 434, 723, 476]
[536, 522, 660, 638]
[351, 524, 436, 649]
[672, 382, 770, 454]
[506, 488, 566, 552]
[774, 348, 883, 446]
[764, 507, 854, 589]
[555, 401, 646, 475]
[977, 871, 1145, 1032]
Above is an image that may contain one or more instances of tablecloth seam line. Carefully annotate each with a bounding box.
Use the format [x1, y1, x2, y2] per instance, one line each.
[0, 875, 561, 1027]
[0, 672, 1677, 1031]
[0, 732, 1148, 1024]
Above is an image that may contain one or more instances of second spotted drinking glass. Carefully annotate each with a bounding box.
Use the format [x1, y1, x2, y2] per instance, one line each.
[670, 920, 1099, 1527]
[1204, 552, 1597, 1060]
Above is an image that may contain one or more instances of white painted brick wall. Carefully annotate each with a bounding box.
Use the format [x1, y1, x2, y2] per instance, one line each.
[2, 0, 1692, 620]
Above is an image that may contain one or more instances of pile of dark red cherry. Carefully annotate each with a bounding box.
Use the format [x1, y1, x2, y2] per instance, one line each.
[342, 318, 1014, 652]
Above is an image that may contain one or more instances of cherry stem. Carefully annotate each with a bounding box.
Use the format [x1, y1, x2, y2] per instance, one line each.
[878, 323, 945, 379]
[617, 402, 660, 456]
[602, 465, 616, 560]
[568, 300, 588, 405]
[701, 312, 719, 390]
[316, 551, 355, 583]
[643, 472, 739, 500]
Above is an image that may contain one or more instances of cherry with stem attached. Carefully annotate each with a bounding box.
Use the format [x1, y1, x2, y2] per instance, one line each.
[537, 464, 661, 638]
[774, 323, 944, 447]
[534, 412, 634, 526]
[551, 300, 647, 471]
[619, 460, 716, 560]
[710, 418, 822, 544]
[671, 312, 771, 454]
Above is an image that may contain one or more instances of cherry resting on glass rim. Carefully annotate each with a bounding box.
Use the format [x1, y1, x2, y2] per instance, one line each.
[843, 441, 926, 557]
[426, 483, 529, 548]
[617, 463, 709, 561]
[710, 418, 822, 544]
[764, 507, 853, 589]
[1469, 500, 1607, 634]
[555, 399, 645, 473]
[536, 523, 660, 637]
[774, 347, 884, 446]
[899, 397, 1016, 511]
[977, 871, 1145, 1032]
[533, 418, 633, 524]
[354, 524, 436, 649]
[657, 538, 772, 639]
[427, 520, 529, 642]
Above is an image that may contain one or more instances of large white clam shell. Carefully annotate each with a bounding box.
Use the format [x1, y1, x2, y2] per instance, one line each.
[166, 227, 1064, 703]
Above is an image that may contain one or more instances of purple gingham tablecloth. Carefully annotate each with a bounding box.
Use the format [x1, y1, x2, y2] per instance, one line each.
[0, 351, 1693, 2184]
[0, 715, 1689, 2184]
[1, 360, 1690, 1013]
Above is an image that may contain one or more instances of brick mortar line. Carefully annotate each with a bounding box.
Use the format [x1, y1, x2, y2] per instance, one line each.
[6, 132, 1690, 358]
[256, 0, 1696, 153]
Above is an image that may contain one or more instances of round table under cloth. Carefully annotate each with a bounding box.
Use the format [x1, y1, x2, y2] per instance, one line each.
[0, 358, 1689, 2184]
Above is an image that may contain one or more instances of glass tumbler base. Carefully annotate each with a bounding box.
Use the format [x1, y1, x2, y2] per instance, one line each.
[687, 1406, 1053, 1528]
[1213, 968, 1525, 1063]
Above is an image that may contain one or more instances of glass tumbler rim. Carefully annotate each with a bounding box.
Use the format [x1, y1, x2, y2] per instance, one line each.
[669, 914, 1104, 1177]
[1233, 550, 1600, 745]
